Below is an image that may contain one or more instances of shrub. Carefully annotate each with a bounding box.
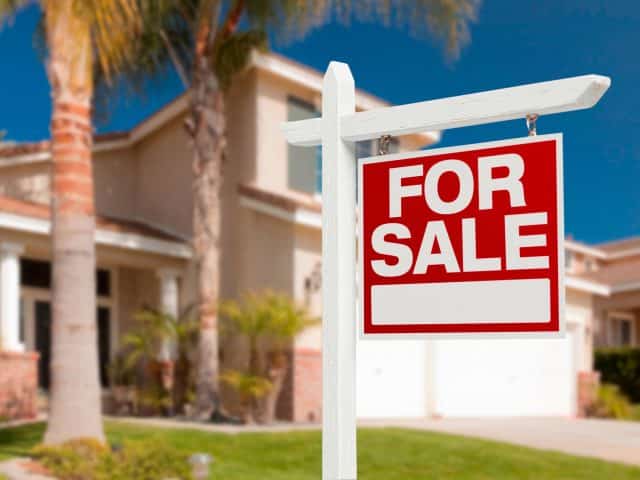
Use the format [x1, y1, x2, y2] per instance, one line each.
[101, 439, 193, 480]
[594, 348, 640, 402]
[588, 383, 634, 420]
[31, 437, 193, 480]
[219, 291, 319, 423]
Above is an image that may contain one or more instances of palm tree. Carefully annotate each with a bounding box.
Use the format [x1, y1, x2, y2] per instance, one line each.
[0, 0, 150, 444]
[134, 0, 480, 418]
[219, 290, 319, 423]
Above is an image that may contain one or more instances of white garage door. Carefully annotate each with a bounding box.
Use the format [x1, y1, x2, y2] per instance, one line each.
[433, 332, 576, 417]
[356, 339, 426, 418]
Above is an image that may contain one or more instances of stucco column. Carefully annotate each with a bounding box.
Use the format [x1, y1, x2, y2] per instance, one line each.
[0, 242, 24, 352]
[157, 269, 180, 360]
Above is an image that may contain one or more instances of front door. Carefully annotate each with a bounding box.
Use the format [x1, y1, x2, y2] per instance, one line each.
[35, 301, 51, 389]
[33, 301, 112, 390]
[98, 307, 111, 387]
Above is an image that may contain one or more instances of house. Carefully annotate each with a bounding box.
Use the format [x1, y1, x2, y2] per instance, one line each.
[0, 52, 637, 421]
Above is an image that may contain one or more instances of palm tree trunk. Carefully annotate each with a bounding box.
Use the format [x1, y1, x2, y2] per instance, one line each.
[44, 1, 104, 444]
[190, 52, 226, 418]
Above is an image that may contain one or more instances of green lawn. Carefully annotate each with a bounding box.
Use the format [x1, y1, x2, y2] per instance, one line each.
[1, 421, 640, 479]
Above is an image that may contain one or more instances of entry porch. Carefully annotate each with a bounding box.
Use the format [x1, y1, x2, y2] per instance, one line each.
[0, 197, 192, 397]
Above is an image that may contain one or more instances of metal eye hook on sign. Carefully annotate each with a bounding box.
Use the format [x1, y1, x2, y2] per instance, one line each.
[526, 113, 539, 136]
[378, 134, 392, 155]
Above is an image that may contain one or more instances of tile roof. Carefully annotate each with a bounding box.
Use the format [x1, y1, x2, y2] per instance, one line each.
[596, 236, 640, 253]
[0, 194, 185, 243]
[0, 131, 131, 159]
[575, 256, 640, 287]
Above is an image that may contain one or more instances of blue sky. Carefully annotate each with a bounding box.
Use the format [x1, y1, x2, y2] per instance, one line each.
[0, 1, 637, 244]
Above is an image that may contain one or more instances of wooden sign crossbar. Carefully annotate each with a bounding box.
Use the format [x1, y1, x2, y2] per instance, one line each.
[281, 62, 610, 480]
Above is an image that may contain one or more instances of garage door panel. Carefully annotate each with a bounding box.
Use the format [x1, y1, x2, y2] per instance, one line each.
[434, 336, 574, 417]
[356, 339, 426, 418]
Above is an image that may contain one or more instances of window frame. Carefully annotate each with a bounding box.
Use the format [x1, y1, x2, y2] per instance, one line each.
[607, 312, 636, 347]
[287, 95, 321, 195]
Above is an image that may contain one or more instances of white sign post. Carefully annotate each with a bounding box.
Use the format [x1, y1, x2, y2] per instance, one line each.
[282, 62, 610, 480]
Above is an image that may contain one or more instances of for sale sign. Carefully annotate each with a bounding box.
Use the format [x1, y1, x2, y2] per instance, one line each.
[358, 135, 564, 337]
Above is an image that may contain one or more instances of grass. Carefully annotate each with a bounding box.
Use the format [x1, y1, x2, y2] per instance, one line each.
[1, 421, 640, 479]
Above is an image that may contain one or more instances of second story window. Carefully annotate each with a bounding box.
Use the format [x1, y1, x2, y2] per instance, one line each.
[288, 100, 401, 196]
[287, 97, 320, 195]
[565, 251, 574, 272]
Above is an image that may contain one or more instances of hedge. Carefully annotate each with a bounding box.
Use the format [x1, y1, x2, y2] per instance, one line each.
[594, 348, 640, 403]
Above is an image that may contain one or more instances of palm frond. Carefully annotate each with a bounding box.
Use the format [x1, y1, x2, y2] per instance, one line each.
[221, 370, 272, 400]
[213, 29, 267, 88]
[245, 0, 479, 58]
[0, 0, 30, 27]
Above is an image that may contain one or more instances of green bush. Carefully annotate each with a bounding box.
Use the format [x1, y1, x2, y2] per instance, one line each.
[595, 348, 640, 402]
[589, 383, 634, 420]
[32, 437, 193, 480]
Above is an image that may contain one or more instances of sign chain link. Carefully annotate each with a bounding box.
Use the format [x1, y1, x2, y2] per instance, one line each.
[526, 114, 539, 136]
[378, 134, 392, 155]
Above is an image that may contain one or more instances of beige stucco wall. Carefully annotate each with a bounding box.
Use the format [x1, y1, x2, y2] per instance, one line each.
[93, 147, 137, 219]
[254, 70, 301, 194]
[134, 115, 193, 238]
[219, 71, 259, 302]
[0, 163, 50, 204]
[116, 267, 160, 339]
[292, 224, 322, 351]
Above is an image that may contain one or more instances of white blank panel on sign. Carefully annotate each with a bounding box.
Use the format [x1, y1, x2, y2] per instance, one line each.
[371, 279, 550, 325]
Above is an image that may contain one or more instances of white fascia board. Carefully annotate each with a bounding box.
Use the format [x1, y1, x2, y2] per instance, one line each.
[95, 229, 192, 259]
[565, 239, 608, 259]
[0, 212, 191, 259]
[239, 195, 322, 230]
[0, 212, 49, 235]
[606, 248, 640, 260]
[0, 151, 51, 169]
[129, 95, 189, 143]
[565, 275, 610, 296]
[610, 281, 640, 294]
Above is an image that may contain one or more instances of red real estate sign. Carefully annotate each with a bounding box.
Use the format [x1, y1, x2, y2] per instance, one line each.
[358, 135, 564, 336]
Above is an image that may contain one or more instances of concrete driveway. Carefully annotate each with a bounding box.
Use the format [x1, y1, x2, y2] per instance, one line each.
[364, 418, 640, 467]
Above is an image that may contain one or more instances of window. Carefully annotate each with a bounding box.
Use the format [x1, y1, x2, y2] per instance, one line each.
[609, 315, 635, 347]
[98, 307, 111, 387]
[564, 251, 574, 272]
[21, 259, 51, 289]
[97, 269, 111, 297]
[21, 258, 111, 297]
[287, 97, 321, 194]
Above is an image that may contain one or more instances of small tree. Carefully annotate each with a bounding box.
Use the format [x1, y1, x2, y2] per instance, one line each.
[220, 291, 318, 423]
[116, 307, 199, 415]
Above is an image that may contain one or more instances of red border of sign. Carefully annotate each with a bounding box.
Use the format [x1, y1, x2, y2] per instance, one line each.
[358, 135, 565, 338]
